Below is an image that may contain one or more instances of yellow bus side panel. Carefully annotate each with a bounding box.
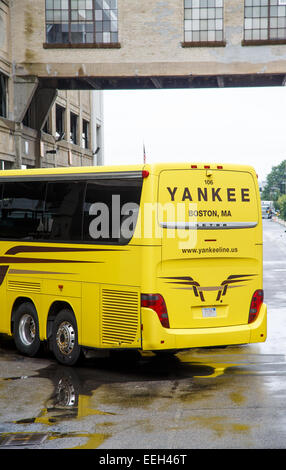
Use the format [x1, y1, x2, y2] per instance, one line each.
[0, 283, 8, 334]
[43, 279, 82, 299]
[81, 283, 100, 348]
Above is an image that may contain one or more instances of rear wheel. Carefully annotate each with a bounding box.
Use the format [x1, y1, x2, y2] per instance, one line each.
[13, 302, 41, 357]
[51, 309, 82, 366]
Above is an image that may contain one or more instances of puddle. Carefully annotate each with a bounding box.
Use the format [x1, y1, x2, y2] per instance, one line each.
[1, 352, 228, 448]
[2, 343, 285, 448]
[186, 416, 251, 438]
[3, 347, 267, 429]
[13, 367, 115, 426]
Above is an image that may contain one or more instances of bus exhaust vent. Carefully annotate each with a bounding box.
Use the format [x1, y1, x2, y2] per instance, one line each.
[7, 280, 41, 293]
[101, 289, 140, 345]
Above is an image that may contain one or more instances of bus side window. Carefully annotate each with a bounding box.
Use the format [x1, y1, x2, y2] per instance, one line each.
[0, 182, 46, 240]
[83, 179, 142, 245]
[42, 181, 85, 241]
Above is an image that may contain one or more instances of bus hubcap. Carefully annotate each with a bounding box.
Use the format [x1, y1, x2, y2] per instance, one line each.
[19, 314, 36, 346]
[56, 321, 75, 355]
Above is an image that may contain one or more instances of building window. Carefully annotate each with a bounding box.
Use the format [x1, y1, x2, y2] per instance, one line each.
[45, 0, 118, 46]
[70, 112, 78, 145]
[0, 73, 7, 118]
[243, 0, 286, 44]
[43, 114, 52, 135]
[82, 119, 89, 149]
[183, 0, 225, 46]
[0, 161, 13, 170]
[56, 104, 65, 140]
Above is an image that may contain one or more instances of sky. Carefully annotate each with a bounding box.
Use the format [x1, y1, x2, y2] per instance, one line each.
[103, 86, 286, 182]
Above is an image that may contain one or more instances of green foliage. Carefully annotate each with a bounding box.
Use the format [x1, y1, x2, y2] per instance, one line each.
[261, 160, 286, 201]
[277, 194, 286, 221]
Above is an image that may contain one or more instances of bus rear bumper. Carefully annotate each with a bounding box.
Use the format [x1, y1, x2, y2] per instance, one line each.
[141, 303, 267, 351]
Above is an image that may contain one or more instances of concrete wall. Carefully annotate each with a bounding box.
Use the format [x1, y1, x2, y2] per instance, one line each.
[0, 0, 10, 77]
[10, 0, 286, 80]
[0, 88, 103, 168]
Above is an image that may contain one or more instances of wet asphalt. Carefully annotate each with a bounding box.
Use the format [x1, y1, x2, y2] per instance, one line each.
[0, 218, 286, 450]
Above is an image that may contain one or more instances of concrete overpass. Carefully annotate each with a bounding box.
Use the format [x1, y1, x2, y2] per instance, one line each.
[10, 0, 286, 121]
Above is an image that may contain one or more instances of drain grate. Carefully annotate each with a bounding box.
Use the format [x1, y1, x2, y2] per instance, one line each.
[0, 433, 48, 447]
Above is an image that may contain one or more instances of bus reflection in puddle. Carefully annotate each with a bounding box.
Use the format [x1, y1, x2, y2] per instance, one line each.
[5, 349, 247, 448]
[12, 350, 237, 426]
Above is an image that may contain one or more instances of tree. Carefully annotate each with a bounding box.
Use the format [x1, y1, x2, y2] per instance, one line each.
[277, 194, 286, 221]
[261, 160, 286, 201]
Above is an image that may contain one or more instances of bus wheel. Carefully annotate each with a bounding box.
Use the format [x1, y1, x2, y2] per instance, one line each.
[13, 302, 41, 357]
[51, 309, 81, 366]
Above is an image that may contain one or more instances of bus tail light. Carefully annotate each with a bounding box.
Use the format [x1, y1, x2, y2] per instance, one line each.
[248, 290, 263, 324]
[141, 294, 170, 328]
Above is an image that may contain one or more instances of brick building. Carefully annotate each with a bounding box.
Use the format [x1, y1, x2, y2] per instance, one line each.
[0, 0, 104, 169]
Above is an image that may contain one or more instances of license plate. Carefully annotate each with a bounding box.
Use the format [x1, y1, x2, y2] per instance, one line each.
[202, 307, 217, 318]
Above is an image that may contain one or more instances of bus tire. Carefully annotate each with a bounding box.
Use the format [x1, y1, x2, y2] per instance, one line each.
[51, 309, 81, 366]
[13, 302, 41, 357]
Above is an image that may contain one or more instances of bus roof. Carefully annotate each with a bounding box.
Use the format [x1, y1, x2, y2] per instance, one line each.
[0, 163, 257, 179]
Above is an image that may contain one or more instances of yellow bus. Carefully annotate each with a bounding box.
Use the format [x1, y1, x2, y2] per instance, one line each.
[0, 163, 266, 365]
